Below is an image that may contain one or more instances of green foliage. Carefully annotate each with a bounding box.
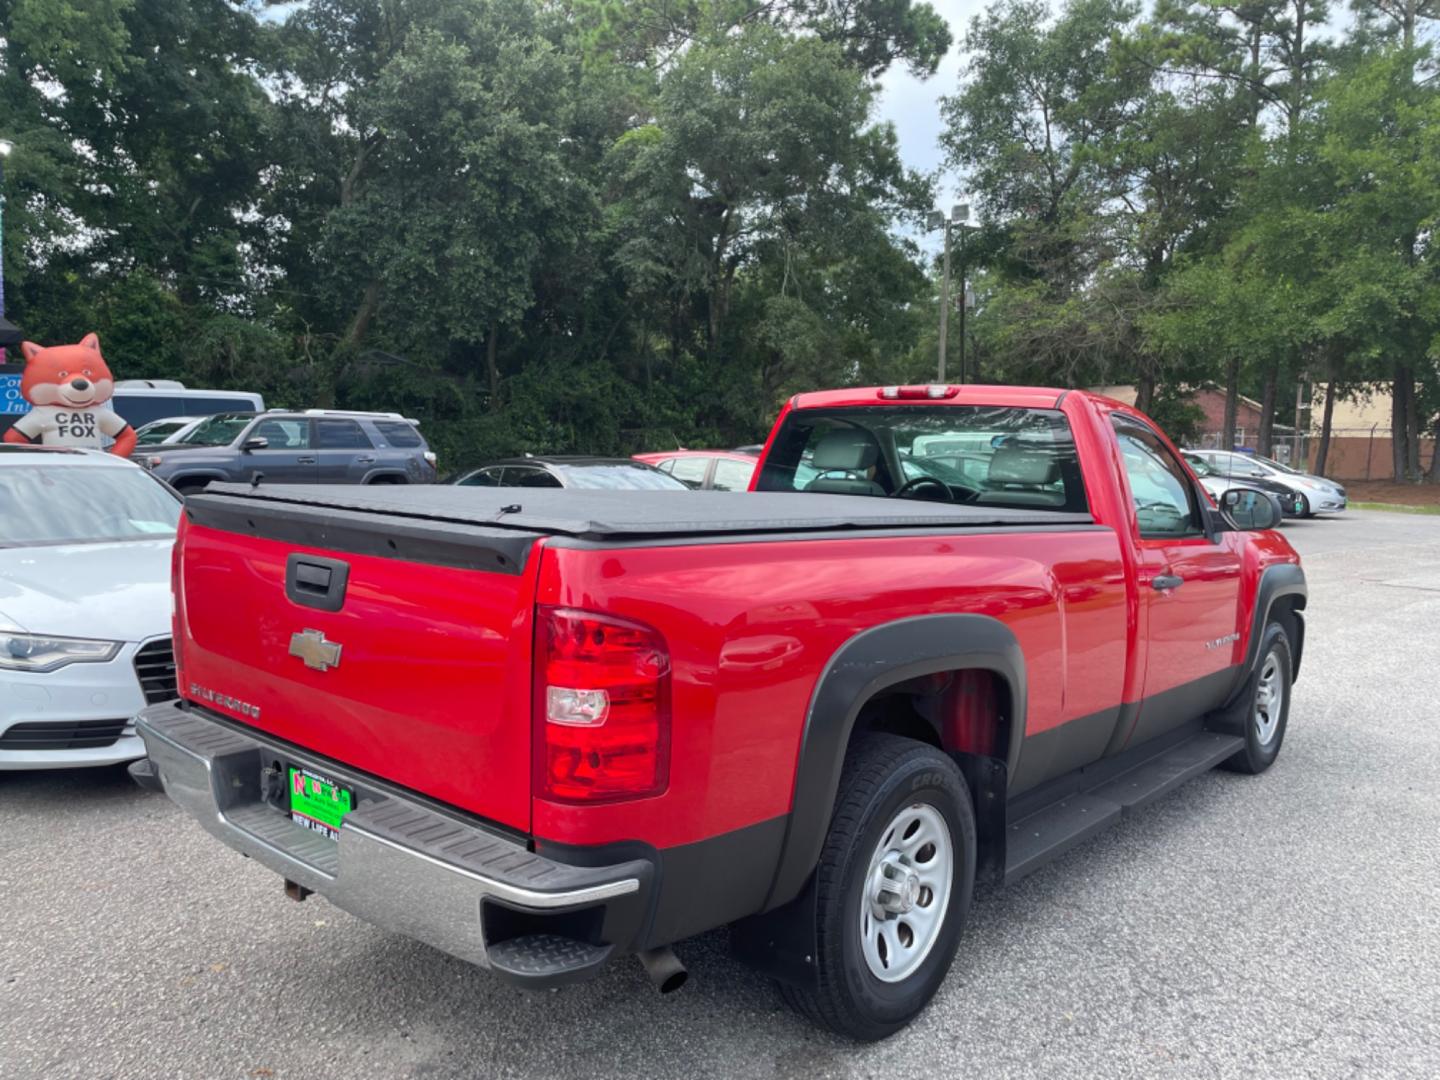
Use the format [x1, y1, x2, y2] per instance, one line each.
[3, 0, 939, 468]
[3, 0, 1438, 481]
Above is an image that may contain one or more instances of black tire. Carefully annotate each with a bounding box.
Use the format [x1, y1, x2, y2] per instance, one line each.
[1220, 622, 1293, 775]
[173, 479, 210, 497]
[1295, 491, 1312, 518]
[779, 735, 975, 1041]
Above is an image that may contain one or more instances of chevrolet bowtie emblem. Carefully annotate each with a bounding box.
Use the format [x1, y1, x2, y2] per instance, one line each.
[289, 628, 342, 672]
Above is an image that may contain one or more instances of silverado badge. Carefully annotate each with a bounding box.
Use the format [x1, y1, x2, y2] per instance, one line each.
[289, 628, 342, 672]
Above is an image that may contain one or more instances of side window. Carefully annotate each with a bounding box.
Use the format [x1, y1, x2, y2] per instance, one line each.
[458, 468, 500, 487]
[316, 420, 373, 449]
[375, 420, 424, 448]
[512, 467, 562, 488]
[668, 457, 711, 487]
[1111, 416, 1203, 538]
[711, 458, 755, 491]
[653, 458, 677, 474]
[251, 418, 311, 450]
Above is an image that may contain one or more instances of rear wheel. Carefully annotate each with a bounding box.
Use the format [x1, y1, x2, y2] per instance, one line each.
[1221, 622, 1293, 775]
[779, 735, 975, 1041]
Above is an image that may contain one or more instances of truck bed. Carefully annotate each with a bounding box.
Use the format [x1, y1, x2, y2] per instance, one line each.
[192, 483, 1096, 541]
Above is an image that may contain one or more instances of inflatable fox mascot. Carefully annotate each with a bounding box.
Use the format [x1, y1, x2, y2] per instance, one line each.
[2, 333, 136, 457]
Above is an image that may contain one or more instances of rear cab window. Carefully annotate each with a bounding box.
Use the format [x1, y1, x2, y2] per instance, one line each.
[755, 405, 1088, 513]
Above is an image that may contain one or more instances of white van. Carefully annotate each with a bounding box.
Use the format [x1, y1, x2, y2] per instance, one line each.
[109, 382, 265, 429]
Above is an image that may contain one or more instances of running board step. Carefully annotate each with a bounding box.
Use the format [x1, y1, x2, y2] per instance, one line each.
[486, 934, 614, 987]
[1090, 731, 1245, 812]
[1005, 794, 1120, 882]
[1003, 730, 1245, 885]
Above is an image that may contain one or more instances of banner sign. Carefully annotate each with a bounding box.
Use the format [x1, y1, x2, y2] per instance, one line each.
[1, 373, 31, 415]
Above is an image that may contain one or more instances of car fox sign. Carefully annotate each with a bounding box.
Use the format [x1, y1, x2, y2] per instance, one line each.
[1, 333, 136, 456]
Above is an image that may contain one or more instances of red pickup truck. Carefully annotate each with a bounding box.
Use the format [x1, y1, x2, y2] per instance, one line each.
[136, 385, 1305, 1039]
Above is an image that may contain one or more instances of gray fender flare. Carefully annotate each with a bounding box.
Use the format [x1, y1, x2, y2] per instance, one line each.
[1224, 562, 1307, 707]
[762, 613, 1026, 910]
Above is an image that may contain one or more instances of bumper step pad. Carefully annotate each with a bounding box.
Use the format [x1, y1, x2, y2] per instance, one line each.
[486, 934, 615, 987]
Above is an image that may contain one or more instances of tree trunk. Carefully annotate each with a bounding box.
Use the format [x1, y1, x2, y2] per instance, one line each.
[1315, 378, 1336, 475]
[1392, 364, 1410, 481]
[1222, 356, 1240, 449]
[1257, 367, 1278, 456]
[1135, 370, 1155, 415]
[485, 322, 499, 412]
[343, 280, 381, 348]
[1405, 368, 1421, 478]
[1427, 414, 1440, 484]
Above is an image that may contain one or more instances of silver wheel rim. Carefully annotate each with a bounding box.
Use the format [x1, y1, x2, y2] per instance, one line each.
[859, 802, 953, 983]
[1254, 650, 1284, 746]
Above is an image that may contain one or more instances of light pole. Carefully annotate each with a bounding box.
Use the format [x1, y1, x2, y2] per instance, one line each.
[0, 140, 11, 325]
[927, 201, 976, 383]
[0, 139, 11, 366]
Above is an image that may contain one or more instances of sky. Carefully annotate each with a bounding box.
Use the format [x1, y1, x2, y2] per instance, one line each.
[873, 2, 986, 252]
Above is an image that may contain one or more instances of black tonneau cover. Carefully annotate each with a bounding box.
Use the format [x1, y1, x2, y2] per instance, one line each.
[195, 483, 1094, 541]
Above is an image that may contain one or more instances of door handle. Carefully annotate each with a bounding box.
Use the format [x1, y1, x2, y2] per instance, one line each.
[1152, 574, 1184, 591]
[355, 456, 376, 464]
[297, 456, 317, 465]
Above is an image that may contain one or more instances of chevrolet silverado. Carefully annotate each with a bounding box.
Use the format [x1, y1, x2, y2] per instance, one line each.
[135, 385, 1305, 1039]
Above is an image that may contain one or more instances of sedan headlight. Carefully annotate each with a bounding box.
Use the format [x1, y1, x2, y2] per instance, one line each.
[0, 632, 122, 673]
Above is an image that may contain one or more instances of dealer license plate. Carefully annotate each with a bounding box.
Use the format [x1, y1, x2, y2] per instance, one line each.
[287, 766, 354, 841]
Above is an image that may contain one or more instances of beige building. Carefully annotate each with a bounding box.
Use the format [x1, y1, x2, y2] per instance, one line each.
[1308, 383, 1395, 433]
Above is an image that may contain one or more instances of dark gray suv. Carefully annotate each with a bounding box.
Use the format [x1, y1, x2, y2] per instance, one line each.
[140, 410, 437, 494]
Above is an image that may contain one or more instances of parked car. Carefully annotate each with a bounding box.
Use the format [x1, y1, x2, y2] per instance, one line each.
[1182, 451, 1303, 517]
[139, 409, 436, 494]
[133, 415, 208, 447]
[633, 449, 759, 490]
[109, 381, 265, 428]
[1186, 449, 1346, 517]
[0, 445, 180, 769]
[452, 456, 689, 490]
[136, 382, 1304, 1039]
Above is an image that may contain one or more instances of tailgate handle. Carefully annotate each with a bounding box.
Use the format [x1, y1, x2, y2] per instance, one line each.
[285, 554, 350, 612]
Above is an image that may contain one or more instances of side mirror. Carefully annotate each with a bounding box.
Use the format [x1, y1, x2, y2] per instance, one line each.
[1222, 487, 1282, 530]
[242, 436, 269, 452]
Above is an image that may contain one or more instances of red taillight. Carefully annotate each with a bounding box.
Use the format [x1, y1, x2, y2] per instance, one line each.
[534, 606, 671, 802]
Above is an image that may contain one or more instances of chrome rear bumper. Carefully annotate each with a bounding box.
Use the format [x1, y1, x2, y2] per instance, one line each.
[137, 701, 651, 980]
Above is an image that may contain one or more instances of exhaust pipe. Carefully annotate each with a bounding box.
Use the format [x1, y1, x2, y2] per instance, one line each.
[637, 946, 688, 994]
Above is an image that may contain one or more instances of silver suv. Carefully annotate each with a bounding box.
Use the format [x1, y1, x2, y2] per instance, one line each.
[140, 410, 437, 494]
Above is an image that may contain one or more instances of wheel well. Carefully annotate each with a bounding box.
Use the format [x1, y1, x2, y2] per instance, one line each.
[847, 668, 1012, 884]
[848, 669, 1012, 758]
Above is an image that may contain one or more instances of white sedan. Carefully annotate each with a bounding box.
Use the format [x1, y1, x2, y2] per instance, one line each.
[0, 445, 180, 769]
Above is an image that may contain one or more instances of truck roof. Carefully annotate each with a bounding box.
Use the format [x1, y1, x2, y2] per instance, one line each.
[195, 484, 1094, 542]
[789, 385, 1076, 411]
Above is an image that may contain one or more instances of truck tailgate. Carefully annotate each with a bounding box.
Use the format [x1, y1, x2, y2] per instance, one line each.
[174, 507, 542, 833]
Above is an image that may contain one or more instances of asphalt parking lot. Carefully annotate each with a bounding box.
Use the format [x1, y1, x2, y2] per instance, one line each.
[4, 510, 1439, 1080]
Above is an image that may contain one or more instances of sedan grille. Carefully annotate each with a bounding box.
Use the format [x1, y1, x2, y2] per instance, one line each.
[0, 719, 129, 751]
[134, 638, 179, 704]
